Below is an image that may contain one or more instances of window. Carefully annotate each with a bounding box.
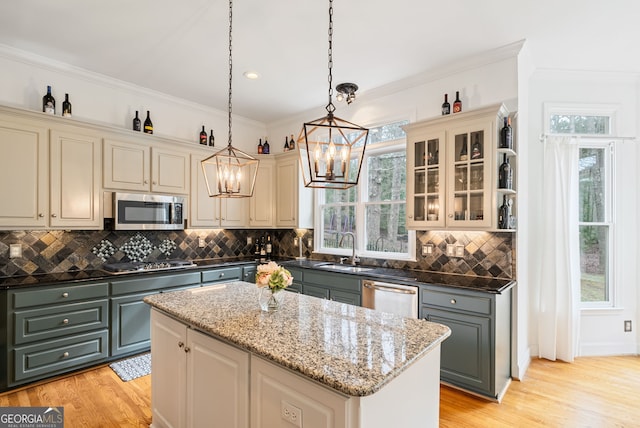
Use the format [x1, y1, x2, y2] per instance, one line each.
[578, 144, 613, 305]
[315, 121, 415, 261]
[546, 104, 615, 307]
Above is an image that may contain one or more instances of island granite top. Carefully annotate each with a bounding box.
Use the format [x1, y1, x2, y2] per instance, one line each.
[144, 281, 451, 397]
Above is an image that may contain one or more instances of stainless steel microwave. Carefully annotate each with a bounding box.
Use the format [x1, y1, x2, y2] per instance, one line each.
[114, 192, 185, 230]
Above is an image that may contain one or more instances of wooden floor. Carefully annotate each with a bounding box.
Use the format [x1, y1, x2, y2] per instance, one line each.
[1, 356, 638, 427]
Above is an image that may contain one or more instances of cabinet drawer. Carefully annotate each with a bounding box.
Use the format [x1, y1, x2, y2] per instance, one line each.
[11, 282, 108, 309]
[303, 271, 360, 293]
[14, 299, 108, 345]
[13, 330, 108, 383]
[111, 272, 201, 295]
[201, 267, 242, 283]
[421, 289, 491, 315]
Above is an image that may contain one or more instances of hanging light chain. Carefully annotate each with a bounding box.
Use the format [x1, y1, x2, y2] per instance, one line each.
[326, 0, 335, 114]
[228, 0, 233, 147]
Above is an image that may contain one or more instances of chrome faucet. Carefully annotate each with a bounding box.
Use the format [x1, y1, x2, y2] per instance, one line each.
[338, 232, 360, 266]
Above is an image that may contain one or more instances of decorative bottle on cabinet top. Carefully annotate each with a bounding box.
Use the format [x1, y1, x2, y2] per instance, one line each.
[441, 94, 450, 115]
[133, 111, 141, 131]
[42, 86, 55, 115]
[62, 93, 72, 117]
[199, 126, 207, 145]
[143, 111, 153, 134]
[453, 91, 462, 113]
[209, 130, 215, 147]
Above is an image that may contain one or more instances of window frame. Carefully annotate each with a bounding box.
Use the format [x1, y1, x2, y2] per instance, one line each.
[577, 141, 615, 309]
[313, 137, 416, 262]
[544, 103, 617, 308]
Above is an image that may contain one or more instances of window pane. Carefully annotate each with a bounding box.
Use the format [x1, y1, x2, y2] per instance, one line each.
[550, 114, 610, 134]
[580, 225, 609, 302]
[321, 205, 355, 249]
[355, 120, 408, 148]
[365, 203, 407, 252]
[367, 151, 406, 201]
[579, 148, 606, 222]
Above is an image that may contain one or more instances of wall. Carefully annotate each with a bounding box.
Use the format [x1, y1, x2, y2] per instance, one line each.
[0, 45, 267, 152]
[527, 69, 639, 356]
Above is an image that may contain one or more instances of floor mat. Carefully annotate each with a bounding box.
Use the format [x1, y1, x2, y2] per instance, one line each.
[109, 353, 151, 382]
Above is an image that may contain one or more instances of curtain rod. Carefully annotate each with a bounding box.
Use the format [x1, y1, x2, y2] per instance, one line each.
[539, 133, 636, 142]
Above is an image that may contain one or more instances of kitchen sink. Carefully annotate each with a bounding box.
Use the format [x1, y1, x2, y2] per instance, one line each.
[315, 264, 374, 273]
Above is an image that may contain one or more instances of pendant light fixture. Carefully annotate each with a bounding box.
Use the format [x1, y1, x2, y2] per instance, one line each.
[297, 0, 369, 190]
[201, 0, 258, 198]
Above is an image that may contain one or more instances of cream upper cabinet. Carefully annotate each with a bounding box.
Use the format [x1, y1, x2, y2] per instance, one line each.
[0, 117, 48, 229]
[0, 112, 101, 230]
[49, 129, 102, 229]
[103, 138, 150, 192]
[104, 138, 189, 195]
[249, 157, 275, 228]
[190, 153, 219, 228]
[276, 151, 313, 228]
[189, 152, 248, 229]
[405, 103, 509, 230]
[152, 146, 189, 195]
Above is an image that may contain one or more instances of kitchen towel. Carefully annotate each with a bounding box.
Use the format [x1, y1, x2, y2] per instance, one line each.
[109, 353, 151, 382]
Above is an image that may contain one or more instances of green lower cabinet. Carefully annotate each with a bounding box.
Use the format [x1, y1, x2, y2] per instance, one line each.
[301, 270, 361, 306]
[421, 285, 512, 401]
[423, 307, 491, 394]
[242, 265, 257, 283]
[303, 284, 330, 300]
[13, 330, 108, 383]
[111, 292, 155, 357]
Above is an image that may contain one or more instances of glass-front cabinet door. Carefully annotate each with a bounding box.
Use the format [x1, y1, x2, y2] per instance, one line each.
[446, 123, 492, 228]
[406, 130, 445, 228]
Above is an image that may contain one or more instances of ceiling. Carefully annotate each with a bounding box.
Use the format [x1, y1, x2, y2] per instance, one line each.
[1, 1, 639, 124]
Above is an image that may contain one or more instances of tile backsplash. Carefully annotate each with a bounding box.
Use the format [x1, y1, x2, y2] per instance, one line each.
[0, 229, 514, 279]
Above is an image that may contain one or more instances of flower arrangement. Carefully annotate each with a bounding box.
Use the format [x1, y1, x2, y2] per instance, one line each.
[255, 261, 293, 292]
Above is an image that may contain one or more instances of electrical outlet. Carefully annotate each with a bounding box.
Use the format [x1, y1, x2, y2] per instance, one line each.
[624, 320, 632, 332]
[198, 238, 206, 248]
[307, 238, 313, 247]
[247, 237, 252, 245]
[446, 244, 454, 256]
[422, 244, 434, 256]
[455, 245, 464, 257]
[281, 401, 302, 427]
[294, 237, 299, 246]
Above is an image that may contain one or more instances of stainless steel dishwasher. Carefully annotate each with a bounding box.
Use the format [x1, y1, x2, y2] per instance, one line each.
[362, 280, 419, 318]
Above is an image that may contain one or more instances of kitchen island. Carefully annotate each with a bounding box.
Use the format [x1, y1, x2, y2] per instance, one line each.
[144, 281, 451, 428]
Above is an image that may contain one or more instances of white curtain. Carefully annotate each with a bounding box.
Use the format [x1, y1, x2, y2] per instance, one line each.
[538, 136, 581, 362]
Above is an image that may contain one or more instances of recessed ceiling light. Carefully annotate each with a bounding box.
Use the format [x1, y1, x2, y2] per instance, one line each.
[243, 71, 260, 80]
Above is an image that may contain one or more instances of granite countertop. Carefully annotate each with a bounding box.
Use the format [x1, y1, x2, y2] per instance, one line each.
[144, 281, 451, 397]
[0, 256, 514, 294]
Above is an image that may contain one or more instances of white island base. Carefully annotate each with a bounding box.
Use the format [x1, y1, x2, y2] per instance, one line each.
[150, 309, 442, 428]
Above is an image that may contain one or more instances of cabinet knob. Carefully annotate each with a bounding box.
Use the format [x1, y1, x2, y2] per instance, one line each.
[178, 341, 184, 348]
[219, 273, 225, 277]
[38, 213, 44, 218]
[144, 180, 149, 184]
[448, 214, 454, 218]
[62, 292, 69, 298]
[450, 299, 457, 304]
[152, 181, 157, 185]
[51, 213, 57, 218]
[62, 318, 69, 325]
[184, 347, 191, 353]
[408, 215, 413, 219]
[62, 352, 69, 358]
